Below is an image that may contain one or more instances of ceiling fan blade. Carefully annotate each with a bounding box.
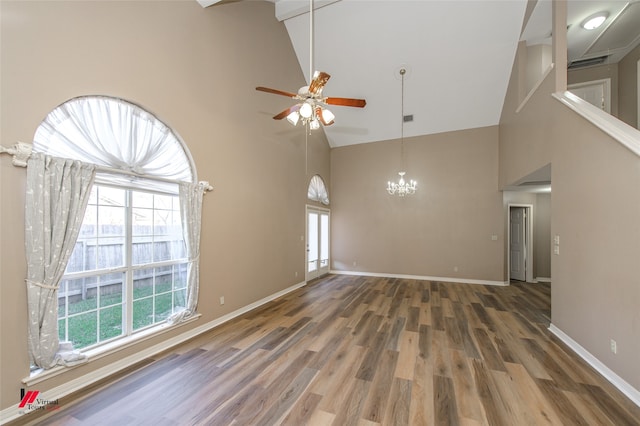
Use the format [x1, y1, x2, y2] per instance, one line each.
[273, 104, 300, 120]
[308, 71, 331, 96]
[256, 86, 298, 98]
[325, 97, 367, 108]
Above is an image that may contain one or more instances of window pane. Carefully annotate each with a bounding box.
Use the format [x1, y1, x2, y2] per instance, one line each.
[132, 191, 153, 208]
[58, 318, 66, 342]
[132, 208, 153, 236]
[154, 210, 170, 235]
[320, 214, 329, 266]
[59, 184, 189, 348]
[174, 288, 186, 310]
[97, 241, 124, 269]
[155, 266, 172, 293]
[67, 278, 97, 315]
[154, 293, 172, 322]
[79, 205, 97, 238]
[98, 206, 125, 237]
[98, 186, 125, 207]
[133, 268, 154, 299]
[132, 241, 153, 265]
[174, 263, 187, 290]
[99, 305, 123, 341]
[154, 241, 171, 262]
[66, 241, 85, 274]
[99, 275, 123, 308]
[172, 239, 186, 260]
[308, 213, 318, 272]
[68, 311, 97, 349]
[154, 194, 173, 210]
[133, 298, 153, 330]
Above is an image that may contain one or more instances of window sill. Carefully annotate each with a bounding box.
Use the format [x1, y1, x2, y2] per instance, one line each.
[23, 314, 201, 387]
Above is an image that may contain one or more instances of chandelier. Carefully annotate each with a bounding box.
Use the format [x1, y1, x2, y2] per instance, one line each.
[387, 68, 417, 196]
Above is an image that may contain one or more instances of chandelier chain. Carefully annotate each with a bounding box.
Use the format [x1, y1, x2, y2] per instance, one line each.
[386, 67, 417, 196]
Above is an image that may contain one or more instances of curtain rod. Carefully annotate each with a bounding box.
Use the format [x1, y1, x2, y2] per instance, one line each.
[0, 142, 212, 192]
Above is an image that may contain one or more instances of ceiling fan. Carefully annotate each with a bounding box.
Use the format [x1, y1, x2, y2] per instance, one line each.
[256, 0, 366, 129]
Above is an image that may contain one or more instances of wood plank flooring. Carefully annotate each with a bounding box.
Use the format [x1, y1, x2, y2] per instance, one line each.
[19, 275, 640, 425]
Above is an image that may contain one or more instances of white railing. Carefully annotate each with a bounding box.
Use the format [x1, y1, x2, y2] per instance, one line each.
[553, 91, 640, 158]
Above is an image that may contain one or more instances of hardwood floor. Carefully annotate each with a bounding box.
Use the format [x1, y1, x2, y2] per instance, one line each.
[21, 275, 640, 425]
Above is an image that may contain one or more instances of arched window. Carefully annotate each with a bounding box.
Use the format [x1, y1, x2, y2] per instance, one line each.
[307, 174, 329, 205]
[34, 95, 195, 189]
[27, 96, 206, 368]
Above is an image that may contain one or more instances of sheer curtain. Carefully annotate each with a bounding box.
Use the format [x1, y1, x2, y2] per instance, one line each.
[168, 181, 207, 324]
[33, 96, 195, 186]
[307, 174, 330, 205]
[25, 153, 96, 368]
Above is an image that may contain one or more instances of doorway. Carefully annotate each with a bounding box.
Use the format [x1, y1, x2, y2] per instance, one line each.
[306, 206, 330, 281]
[508, 205, 533, 282]
[568, 78, 611, 113]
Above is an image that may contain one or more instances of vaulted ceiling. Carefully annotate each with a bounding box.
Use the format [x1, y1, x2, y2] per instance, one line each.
[198, 0, 640, 149]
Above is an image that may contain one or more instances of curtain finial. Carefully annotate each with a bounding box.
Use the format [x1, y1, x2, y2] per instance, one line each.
[0, 142, 32, 167]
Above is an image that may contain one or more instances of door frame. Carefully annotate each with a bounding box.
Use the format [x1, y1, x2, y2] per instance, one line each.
[507, 204, 534, 283]
[305, 205, 331, 282]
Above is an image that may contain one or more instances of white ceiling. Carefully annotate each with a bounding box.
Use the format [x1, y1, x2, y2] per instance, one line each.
[198, 0, 640, 149]
[279, 0, 528, 148]
[523, 0, 640, 67]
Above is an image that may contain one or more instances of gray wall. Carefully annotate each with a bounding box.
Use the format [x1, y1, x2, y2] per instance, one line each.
[331, 126, 504, 283]
[500, 6, 640, 391]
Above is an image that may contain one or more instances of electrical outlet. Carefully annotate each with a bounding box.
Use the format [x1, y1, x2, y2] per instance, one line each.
[295, 271, 298, 278]
[610, 339, 617, 354]
[453, 266, 459, 272]
[220, 296, 225, 305]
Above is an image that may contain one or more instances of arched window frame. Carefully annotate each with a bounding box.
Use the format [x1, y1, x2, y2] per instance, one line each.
[26, 96, 208, 370]
[307, 174, 330, 205]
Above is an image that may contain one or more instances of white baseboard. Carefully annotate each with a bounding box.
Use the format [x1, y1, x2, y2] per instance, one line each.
[548, 323, 640, 407]
[536, 277, 552, 283]
[0, 280, 308, 425]
[330, 270, 509, 286]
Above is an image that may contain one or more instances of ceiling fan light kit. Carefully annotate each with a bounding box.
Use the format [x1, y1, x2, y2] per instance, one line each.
[387, 68, 417, 197]
[256, 0, 366, 130]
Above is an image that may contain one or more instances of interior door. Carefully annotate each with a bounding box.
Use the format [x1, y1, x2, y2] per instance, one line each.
[306, 207, 330, 281]
[510, 207, 526, 281]
[568, 79, 611, 113]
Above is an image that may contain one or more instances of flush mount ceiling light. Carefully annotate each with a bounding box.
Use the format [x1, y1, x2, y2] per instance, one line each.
[387, 68, 417, 197]
[581, 12, 608, 30]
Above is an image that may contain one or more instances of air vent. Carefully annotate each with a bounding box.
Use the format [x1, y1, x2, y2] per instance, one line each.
[568, 55, 608, 69]
[403, 114, 413, 122]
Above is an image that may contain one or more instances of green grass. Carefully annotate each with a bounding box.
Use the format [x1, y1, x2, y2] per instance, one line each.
[59, 284, 185, 350]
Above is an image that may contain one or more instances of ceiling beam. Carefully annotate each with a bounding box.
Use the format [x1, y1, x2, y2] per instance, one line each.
[196, 0, 222, 7]
[274, 0, 341, 22]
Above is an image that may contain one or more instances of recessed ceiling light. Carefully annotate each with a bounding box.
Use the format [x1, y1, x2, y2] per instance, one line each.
[582, 12, 608, 30]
